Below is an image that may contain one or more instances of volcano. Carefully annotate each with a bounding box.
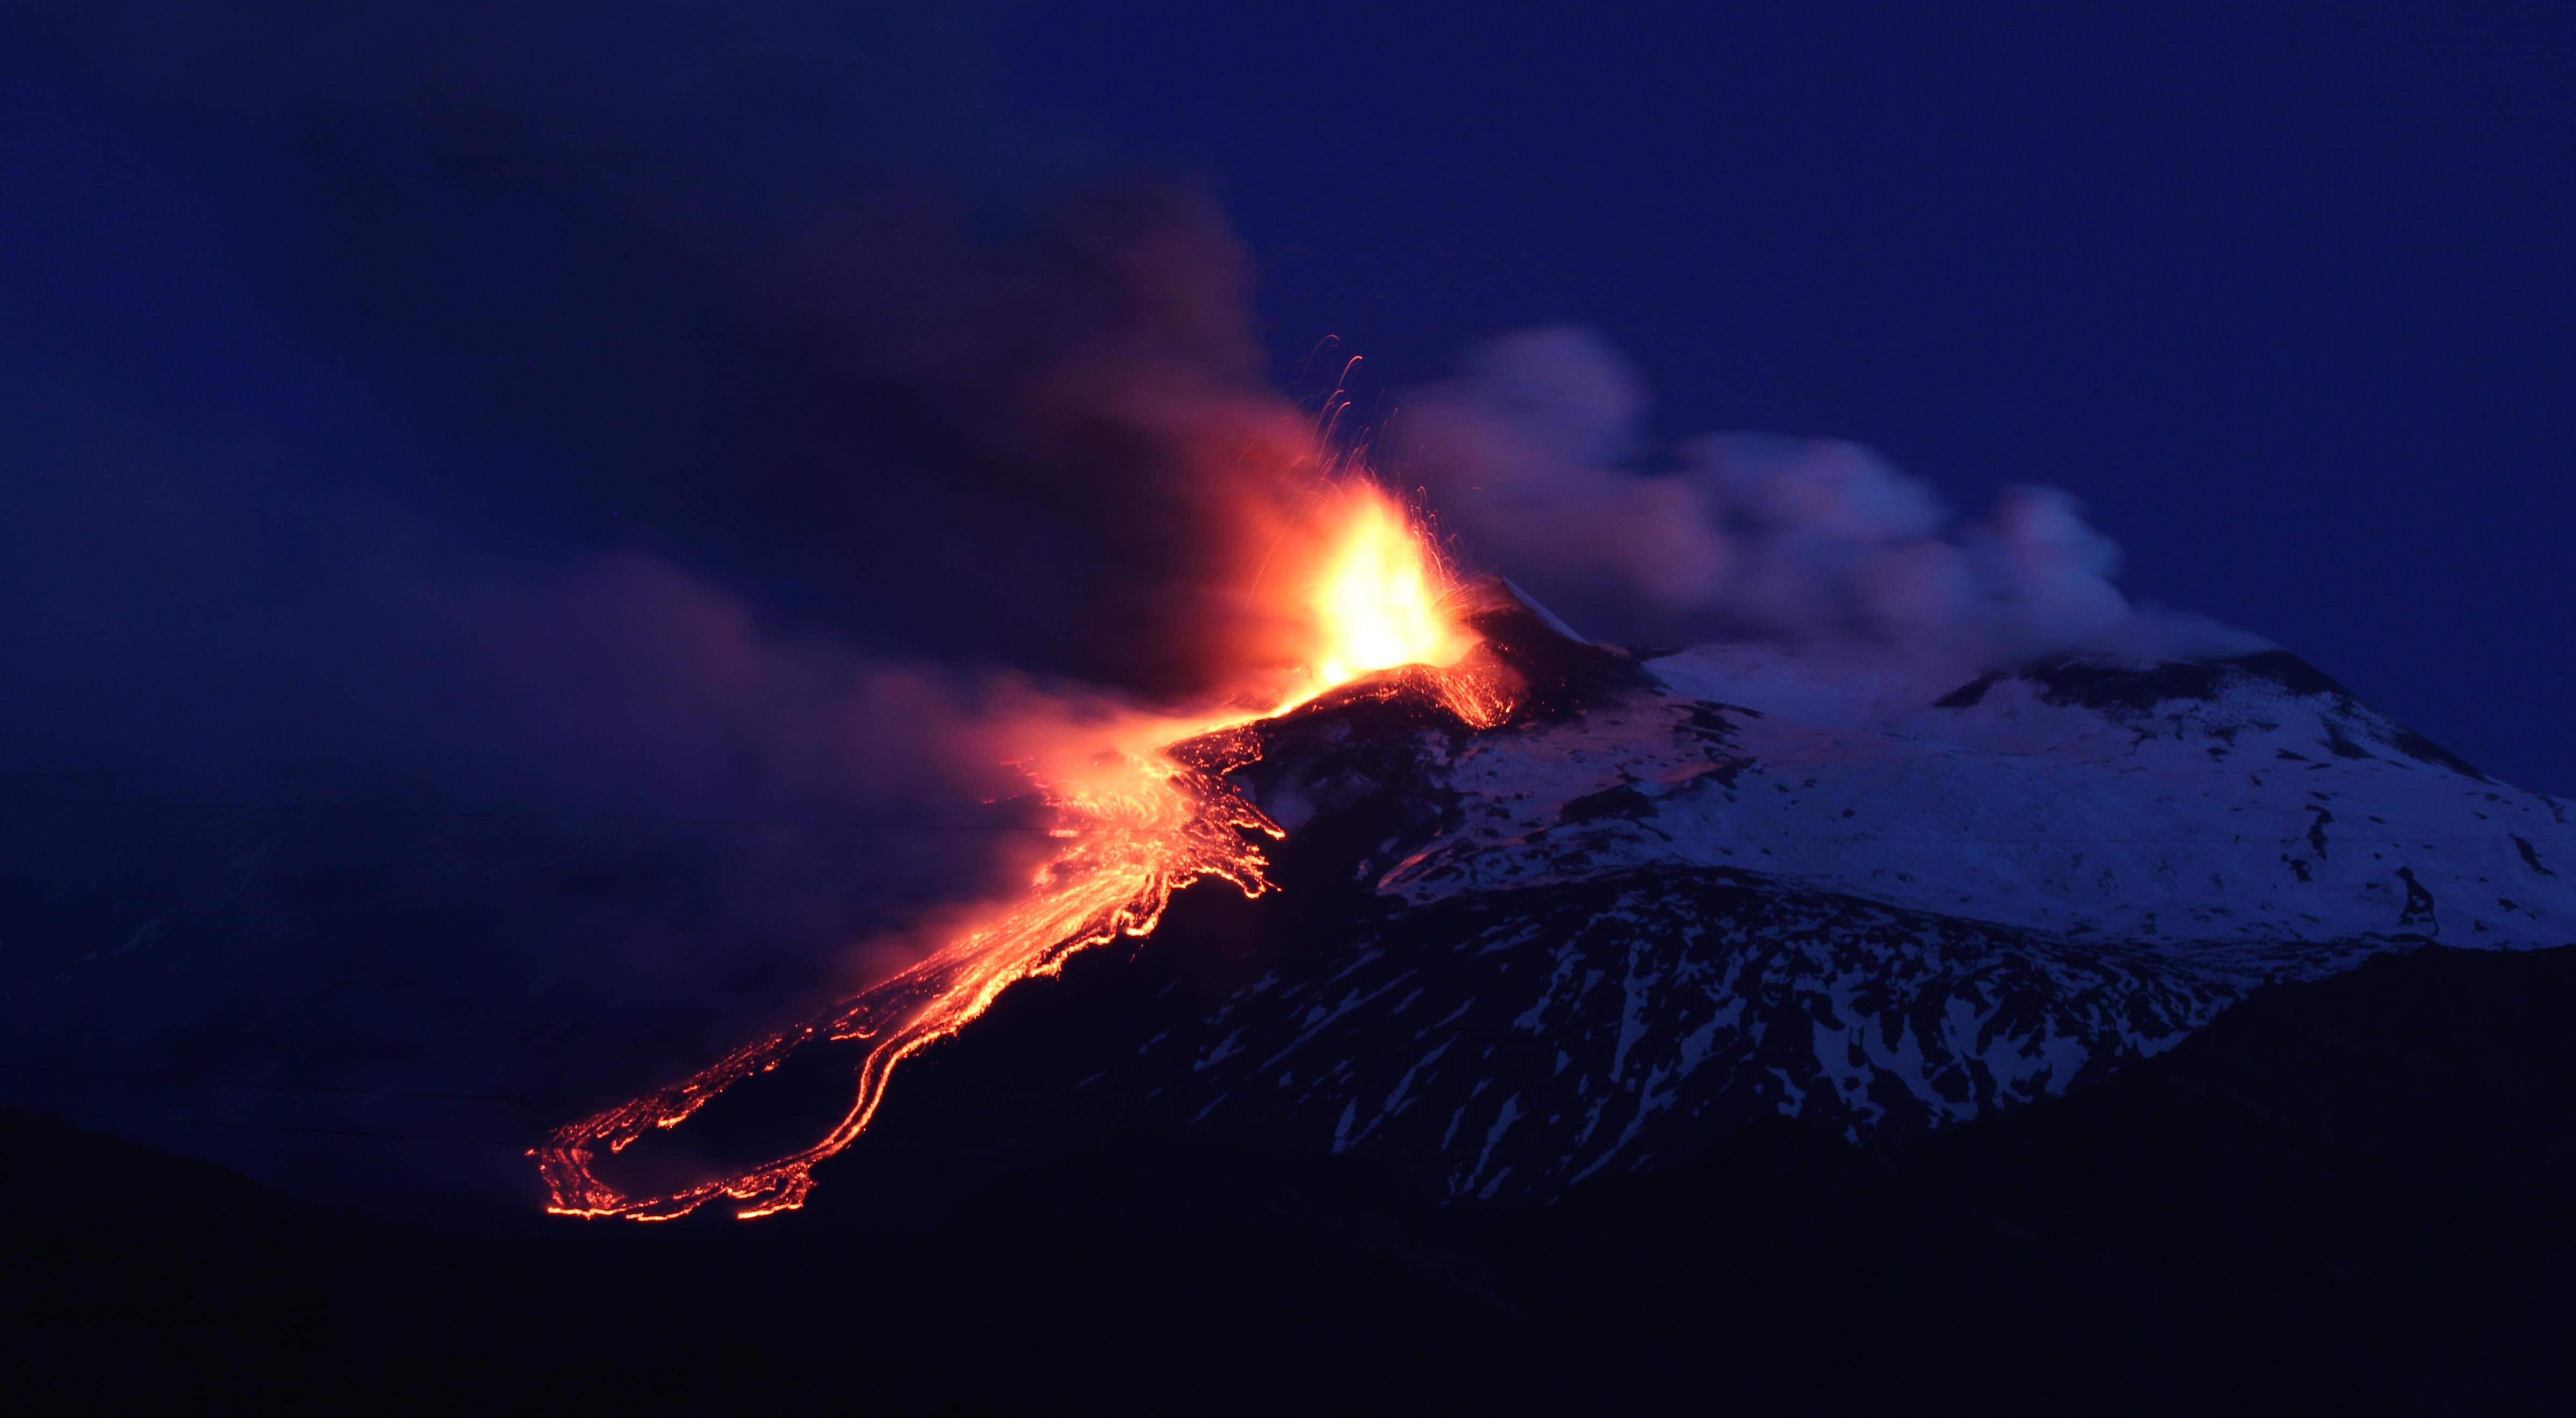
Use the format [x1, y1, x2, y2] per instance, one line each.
[16, 571, 2567, 1225]
[807, 579, 2576, 1212]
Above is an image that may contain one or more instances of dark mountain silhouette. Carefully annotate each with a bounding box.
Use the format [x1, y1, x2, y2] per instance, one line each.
[10, 943, 2574, 1415]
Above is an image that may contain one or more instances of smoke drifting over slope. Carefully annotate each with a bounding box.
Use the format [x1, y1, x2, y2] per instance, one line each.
[3, 1, 1377, 912]
[1402, 327, 2263, 672]
[1, 2, 1377, 1203]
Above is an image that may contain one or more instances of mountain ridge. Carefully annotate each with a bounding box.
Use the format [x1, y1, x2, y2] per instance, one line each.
[936, 587, 2572, 1206]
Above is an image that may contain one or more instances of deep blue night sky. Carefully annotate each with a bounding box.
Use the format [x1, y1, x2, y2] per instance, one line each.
[998, 2, 2576, 793]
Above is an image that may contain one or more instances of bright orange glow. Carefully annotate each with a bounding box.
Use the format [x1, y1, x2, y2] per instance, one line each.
[533, 481, 1507, 1221]
[1305, 490, 1477, 694]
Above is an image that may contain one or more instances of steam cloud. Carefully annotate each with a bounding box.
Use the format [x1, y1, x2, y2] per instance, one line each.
[1404, 327, 2264, 673]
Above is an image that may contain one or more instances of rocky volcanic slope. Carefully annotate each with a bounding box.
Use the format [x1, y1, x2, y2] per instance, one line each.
[1061, 585, 2576, 1207]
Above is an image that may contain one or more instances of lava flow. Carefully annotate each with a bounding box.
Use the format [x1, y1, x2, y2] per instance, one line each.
[534, 483, 1505, 1221]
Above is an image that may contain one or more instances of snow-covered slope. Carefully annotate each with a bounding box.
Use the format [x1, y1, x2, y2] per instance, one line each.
[1075, 584, 2576, 1206]
[1403, 642, 2572, 948]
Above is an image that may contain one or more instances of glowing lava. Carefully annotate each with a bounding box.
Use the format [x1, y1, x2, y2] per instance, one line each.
[1307, 491, 1477, 691]
[534, 483, 1504, 1221]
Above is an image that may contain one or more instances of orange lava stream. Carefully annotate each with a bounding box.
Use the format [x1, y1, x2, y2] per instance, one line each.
[534, 485, 1499, 1221]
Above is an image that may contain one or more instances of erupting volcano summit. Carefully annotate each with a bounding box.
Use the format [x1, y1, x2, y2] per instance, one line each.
[538, 487, 2576, 1221]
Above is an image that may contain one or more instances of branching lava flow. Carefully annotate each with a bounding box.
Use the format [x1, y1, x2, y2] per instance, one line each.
[533, 484, 1505, 1220]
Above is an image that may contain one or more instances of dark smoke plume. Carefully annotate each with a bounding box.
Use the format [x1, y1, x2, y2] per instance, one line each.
[6, 1, 1329, 704]
[0, 2, 1339, 1208]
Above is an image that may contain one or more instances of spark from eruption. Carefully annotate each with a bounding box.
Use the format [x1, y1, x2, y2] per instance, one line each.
[534, 482, 1502, 1221]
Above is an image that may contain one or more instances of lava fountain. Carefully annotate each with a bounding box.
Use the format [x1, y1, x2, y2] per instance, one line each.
[534, 482, 1503, 1220]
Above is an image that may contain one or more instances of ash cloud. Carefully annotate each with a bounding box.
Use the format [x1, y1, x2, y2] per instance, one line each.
[6, 0, 1318, 702]
[1, 0, 1337, 886]
[0, 1, 1335, 1207]
[1402, 327, 2264, 674]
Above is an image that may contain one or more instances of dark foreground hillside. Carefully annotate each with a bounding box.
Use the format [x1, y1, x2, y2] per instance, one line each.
[8, 945, 2574, 1416]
